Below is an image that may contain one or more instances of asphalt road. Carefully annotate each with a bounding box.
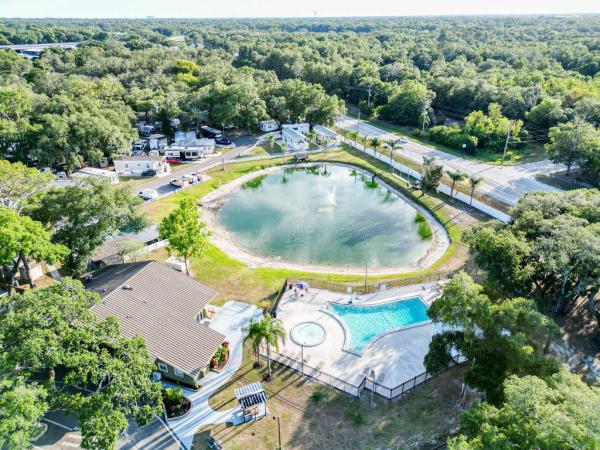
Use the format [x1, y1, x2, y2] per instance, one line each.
[336, 115, 562, 205]
[134, 134, 258, 196]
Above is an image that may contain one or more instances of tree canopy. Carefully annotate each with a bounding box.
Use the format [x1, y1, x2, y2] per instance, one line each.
[30, 179, 145, 276]
[425, 272, 558, 404]
[449, 368, 600, 449]
[0, 279, 162, 449]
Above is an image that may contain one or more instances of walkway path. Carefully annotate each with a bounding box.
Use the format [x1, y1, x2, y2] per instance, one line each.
[336, 115, 562, 206]
[166, 301, 263, 449]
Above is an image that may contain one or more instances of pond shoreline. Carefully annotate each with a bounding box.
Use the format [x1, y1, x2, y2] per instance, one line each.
[201, 163, 450, 276]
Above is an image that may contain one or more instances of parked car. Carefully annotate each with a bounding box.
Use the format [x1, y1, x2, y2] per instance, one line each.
[181, 174, 198, 184]
[170, 178, 189, 188]
[132, 140, 147, 153]
[138, 189, 159, 201]
[215, 137, 232, 146]
[165, 157, 181, 165]
[141, 169, 157, 177]
[399, 137, 409, 144]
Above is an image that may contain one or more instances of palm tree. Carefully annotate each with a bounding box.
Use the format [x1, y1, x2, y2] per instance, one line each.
[468, 176, 483, 206]
[348, 130, 359, 148]
[268, 133, 275, 149]
[245, 314, 287, 380]
[369, 137, 381, 155]
[446, 170, 466, 198]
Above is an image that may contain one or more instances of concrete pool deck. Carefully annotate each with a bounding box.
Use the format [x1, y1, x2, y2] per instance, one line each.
[274, 283, 441, 390]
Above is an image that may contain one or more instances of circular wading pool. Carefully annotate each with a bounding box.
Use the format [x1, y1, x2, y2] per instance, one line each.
[290, 321, 326, 347]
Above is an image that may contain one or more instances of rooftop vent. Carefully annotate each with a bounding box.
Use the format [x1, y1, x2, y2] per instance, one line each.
[122, 284, 133, 290]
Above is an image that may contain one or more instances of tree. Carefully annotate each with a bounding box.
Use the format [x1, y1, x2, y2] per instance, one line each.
[0, 378, 48, 450]
[264, 79, 345, 125]
[0, 206, 68, 295]
[465, 189, 600, 312]
[449, 368, 600, 449]
[245, 314, 286, 381]
[546, 120, 600, 177]
[30, 179, 145, 276]
[158, 197, 210, 275]
[526, 97, 568, 131]
[0, 161, 54, 212]
[446, 170, 465, 198]
[369, 136, 381, 155]
[0, 279, 163, 449]
[464, 103, 523, 151]
[468, 176, 483, 206]
[421, 156, 444, 192]
[425, 272, 558, 404]
[378, 80, 434, 126]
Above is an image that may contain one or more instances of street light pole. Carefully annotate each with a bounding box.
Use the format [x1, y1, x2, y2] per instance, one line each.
[273, 415, 282, 450]
[301, 343, 304, 376]
[370, 369, 376, 408]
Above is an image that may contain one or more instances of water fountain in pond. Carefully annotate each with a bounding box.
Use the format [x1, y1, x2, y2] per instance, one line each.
[317, 185, 337, 213]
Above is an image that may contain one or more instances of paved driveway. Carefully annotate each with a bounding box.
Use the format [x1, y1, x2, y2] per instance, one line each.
[166, 301, 263, 449]
[336, 115, 562, 205]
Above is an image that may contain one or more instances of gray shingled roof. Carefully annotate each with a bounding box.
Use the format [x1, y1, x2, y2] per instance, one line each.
[92, 225, 160, 262]
[87, 261, 224, 376]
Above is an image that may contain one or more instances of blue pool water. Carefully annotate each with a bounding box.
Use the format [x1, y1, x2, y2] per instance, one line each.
[330, 298, 430, 353]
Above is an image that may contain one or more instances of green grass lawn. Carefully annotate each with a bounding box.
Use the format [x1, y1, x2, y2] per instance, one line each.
[345, 111, 548, 165]
[143, 147, 479, 306]
[246, 140, 284, 156]
[193, 341, 466, 450]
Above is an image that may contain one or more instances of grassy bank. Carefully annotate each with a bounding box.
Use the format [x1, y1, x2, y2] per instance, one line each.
[143, 148, 478, 306]
[193, 341, 466, 450]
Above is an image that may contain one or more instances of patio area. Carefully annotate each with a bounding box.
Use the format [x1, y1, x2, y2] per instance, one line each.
[272, 283, 442, 395]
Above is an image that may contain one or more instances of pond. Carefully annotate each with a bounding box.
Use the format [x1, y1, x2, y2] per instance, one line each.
[216, 164, 437, 270]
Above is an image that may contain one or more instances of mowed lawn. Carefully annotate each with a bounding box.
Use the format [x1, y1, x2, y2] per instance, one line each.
[193, 342, 466, 450]
[141, 147, 479, 306]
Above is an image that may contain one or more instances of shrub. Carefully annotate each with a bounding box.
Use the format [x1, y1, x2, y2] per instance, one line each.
[163, 388, 183, 406]
[418, 221, 433, 239]
[310, 386, 327, 403]
[428, 125, 478, 153]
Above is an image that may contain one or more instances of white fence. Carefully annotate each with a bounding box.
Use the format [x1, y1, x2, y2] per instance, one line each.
[123, 239, 169, 262]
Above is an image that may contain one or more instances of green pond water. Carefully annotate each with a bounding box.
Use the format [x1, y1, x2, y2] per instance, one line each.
[217, 165, 434, 269]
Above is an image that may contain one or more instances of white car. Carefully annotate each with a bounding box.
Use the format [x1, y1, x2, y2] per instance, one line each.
[138, 189, 159, 201]
[399, 137, 409, 144]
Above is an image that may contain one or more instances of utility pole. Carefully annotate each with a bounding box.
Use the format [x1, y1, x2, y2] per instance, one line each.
[502, 120, 513, 164]
[272, 416, 282, 450]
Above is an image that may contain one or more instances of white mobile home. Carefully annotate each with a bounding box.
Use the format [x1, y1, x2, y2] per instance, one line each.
[166, 138, 215, 160]
[72, 167, 120, 184]
[281, 123, 310, 134]
[313, 125, 339, 145]
[113, 156, 170, 176]
[258, 119, 279, 132]
[282, 126, 309, 151]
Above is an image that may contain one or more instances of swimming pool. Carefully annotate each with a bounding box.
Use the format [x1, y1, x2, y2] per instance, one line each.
[329, 297, 430, 353]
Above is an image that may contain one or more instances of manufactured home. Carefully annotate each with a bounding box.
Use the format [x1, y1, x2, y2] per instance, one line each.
[113, 155, 170, 176]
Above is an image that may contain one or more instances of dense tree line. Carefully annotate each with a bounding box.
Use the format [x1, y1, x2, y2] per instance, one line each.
[1, 16, 600, 180]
